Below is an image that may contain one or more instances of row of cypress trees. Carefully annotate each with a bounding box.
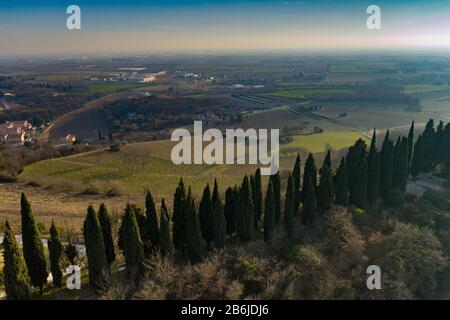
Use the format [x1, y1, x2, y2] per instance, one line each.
[2, 194, 64, 299]
[4, 119, 448, 299]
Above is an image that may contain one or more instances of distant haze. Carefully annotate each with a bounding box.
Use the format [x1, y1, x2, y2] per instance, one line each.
[1, 0, 450, 56]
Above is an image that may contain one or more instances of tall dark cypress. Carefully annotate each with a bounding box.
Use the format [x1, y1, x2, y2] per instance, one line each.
[421, 119, 436, 172]
[83, 205, 110, 292]
[2, 221, 32, 300]
[323, 149, 332, 169]
[20, 193, 47, 293]
[122, 203, 145, 285]
[270, 171, 281, 225]
[145, 191, 160, 253]
[349, 151, 368, 208]
[263, 180, 275, 244]
[347, 138, 367, 187]
[172, 179, 187, 252]
[410, 134, 423, 177]
[407, 121, 414, 171]
[48, 221, 63, 288]
[335, 157, 349, 206]
[393, 136, 409, 192]
[367, 130, 380, 204]
[199, 183, 214, 247]
[224, 186, 238, 237]
[435, 120, 445, 164]
[159, 198, 172, 256]
[98, 203, 116, 265]
[292, 154, 302, 214]
[284, 174, 295, 238]
[212, 180, 226, 248]
[367, 129, 377, 165]
[302, 176, 318, 225]
[317, 164, 334, 212]
[379, 131, 394, 198]
[251, 168, 263, 229]
[367, 152, 381, 204]
[302, 153, 317, 205]
[238, 175, 254, 242]
[185, 189, 205, 263]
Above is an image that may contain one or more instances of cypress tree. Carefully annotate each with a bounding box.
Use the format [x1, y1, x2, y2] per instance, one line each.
[251, 168, 263, 229]
[317, 164, 334, 212]
[323, 149, 332, 169]
[172, 179, 187, 253]
[421, 119, 436, 172]
[145, 191, 160, 253]
[292, 154, 302, 214]
[380, 131, 394, 198]
[159, 198, 172, 256]
[347, 139, 367, 186]
[98, 203, 116, 265]
[435, 120, 445, 164]
[335, 157, 349, 206]
[367, 129, 377, 165]
[263, 180, 275, 244]
[270, 171, 281, 225]
[393, 136, 409, 192]
[407, 121, 414, 171]
[349, 151, 368, 208]
[199, 183, 214, 247]
[83, 205, 110, 292]
[127, 205, 146, 244]
[367, 152, 381, 204]
[122, 203, 145, 285]
[284, 174, 295, 238]
[2, 221, 32, 300]
[303, 176, 318, 225]
[411, 134, 423, 177]
[20, 193, 47, 294]
[238, 175, 254, 242]
[47, 221, 63, 288]
[212, 180, 226, 248]
[302, 153, 317, 205]
[185, 189, 205, 263]
[224, 186, 238, 237]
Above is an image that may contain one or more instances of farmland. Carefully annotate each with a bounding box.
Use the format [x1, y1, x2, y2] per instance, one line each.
[87, 82, 149, 94]
[272, 87, 354, 99]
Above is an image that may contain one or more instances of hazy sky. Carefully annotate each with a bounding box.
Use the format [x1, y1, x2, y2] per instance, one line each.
[1, 0, 450, 56]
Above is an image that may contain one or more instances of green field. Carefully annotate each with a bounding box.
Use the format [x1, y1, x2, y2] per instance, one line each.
[281, 130, 369, 154]
[88, 82, 148, 94]
[272, 87, 354, 99]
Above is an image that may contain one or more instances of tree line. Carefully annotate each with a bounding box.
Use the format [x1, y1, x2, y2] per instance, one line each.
[2, 118, 449, 299]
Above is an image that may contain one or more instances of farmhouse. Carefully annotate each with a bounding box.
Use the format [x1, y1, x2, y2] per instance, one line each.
[0, 120, 33, 146]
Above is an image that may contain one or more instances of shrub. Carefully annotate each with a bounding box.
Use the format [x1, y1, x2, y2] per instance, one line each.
[106, 186, 122, 197]
[81, 184, 102, 195]
[109, 144, 121, 152]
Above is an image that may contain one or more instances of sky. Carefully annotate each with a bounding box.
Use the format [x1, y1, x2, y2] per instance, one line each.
[1, 0, 450, 56]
